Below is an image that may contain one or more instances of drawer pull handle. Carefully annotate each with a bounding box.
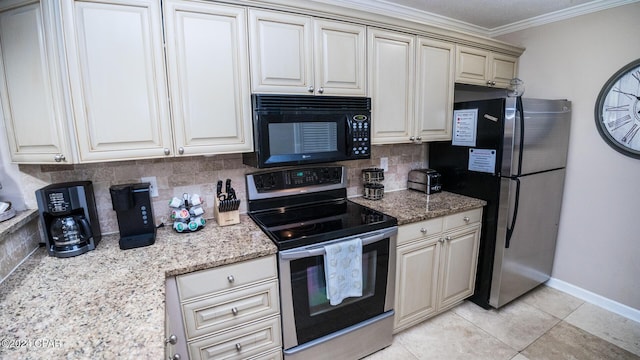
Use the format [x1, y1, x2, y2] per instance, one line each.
[227, 275, 235, 283]
[231, 307, 238, 316]
[420, 227, 428, 234]
[463, 216, 470, 223]
[235, 343, 242, 351]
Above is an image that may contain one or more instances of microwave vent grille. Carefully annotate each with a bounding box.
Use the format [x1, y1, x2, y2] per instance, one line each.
[252, 94, 370, 111]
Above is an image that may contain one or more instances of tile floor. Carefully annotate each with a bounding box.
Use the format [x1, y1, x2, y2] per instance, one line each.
[365, 285, 640, 360]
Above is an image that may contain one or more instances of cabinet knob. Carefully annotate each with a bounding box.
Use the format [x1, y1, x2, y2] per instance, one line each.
[54, 154, 65, 162]
[231, 307, 238, 316]
[416, 136, 422, 141]
[178, 147, 184, 155]
[445, 235, 452, 241]
[438, 237, 445, 243]
[165, 334, 178, 345]
[164, 148, 170, 155]
[307, 86, 314, 93]
[420, 227, 428, 234]
[170, 354, 181, 360]
[227, 275, 235, 283]
[409, 136, 416, 141]
[235, 343, 242, 352]
[463, 216, 470, 223]
[318, 87, 324, 94]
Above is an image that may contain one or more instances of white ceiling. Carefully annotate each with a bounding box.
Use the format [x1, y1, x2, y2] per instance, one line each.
[321, 0, 639, 36]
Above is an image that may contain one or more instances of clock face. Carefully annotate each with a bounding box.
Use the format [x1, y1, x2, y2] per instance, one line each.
[595, 59, 640, 159]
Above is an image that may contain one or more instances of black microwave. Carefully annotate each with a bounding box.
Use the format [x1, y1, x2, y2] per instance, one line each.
[242, 94, 371, 168]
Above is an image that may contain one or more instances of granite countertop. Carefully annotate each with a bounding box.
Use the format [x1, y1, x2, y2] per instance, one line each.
[350, 190, 486, 225]
[0, 215, 276, 359]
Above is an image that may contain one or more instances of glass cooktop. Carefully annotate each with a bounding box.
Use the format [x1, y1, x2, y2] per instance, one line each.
[249, 199, 396, 250]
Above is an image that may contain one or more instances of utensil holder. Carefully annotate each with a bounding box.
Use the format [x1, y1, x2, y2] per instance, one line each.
[214, 195, 240, 226]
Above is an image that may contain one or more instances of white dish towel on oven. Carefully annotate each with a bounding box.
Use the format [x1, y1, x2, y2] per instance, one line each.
[324, 237, 363, 306]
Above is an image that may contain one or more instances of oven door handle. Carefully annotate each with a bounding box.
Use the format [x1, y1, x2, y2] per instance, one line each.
[279, 230, 390, 260]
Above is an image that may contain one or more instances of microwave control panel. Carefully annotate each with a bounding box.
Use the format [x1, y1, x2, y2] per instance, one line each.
[351, 115, 370, 156]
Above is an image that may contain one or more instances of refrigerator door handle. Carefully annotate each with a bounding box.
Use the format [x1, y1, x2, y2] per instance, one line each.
[515, 96, 525, 177]
[505, 177, 521, 248]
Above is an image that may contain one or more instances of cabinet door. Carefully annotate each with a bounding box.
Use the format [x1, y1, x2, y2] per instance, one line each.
[490, 53, 518, 89]
[394, 237, 440, 333]
[415, 38, 454, 141]
[455, 45, 489, 86]
[368, 28, 415, 144]
[438, 223, 481, 311]
[314, 19, 366, 96]
[0, 1, 72, 163]
[249, 9, 313, 94]
[164, 1, 252, 156]
[61, 0, 172, 162]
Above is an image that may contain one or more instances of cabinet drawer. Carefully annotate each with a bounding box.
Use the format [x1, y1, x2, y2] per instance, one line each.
[397, 217, 443, 245]
[177, 255, 277, 301]
[183, 280, 279, 339]
[443, 208, 482, 231]
[188, 315, 282, 360]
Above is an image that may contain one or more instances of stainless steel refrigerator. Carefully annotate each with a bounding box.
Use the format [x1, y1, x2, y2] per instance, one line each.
[429, 97, 571, 309]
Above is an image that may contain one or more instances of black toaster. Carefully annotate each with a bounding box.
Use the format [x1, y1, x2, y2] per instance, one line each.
[407, 169, 442, 194]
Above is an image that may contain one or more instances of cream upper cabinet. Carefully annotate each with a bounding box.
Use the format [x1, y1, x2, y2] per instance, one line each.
[163, 0, 252, 156]
[61, 0, 172, 162]
[249, 9, 366, 96]
[455, 45, 518, 88]
[370, 30, 455, 144]
[0, 0, 73, 164]
[368, 28, 415, 144]
[394, 208, 482, 333]
[415, 38, 455, 141]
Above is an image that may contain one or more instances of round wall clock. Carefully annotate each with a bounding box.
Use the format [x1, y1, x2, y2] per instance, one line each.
[595, 58, 640, 159]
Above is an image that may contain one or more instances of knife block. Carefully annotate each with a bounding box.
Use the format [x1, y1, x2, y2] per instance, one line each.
[214, 195, 240, 226]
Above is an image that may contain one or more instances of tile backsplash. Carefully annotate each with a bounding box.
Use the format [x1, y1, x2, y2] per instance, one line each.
[18, 143, 427, 234]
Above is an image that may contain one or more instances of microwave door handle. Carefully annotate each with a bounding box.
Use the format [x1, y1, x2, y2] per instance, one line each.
[346, 115, 354, 155]
[279, 230, 390, 260]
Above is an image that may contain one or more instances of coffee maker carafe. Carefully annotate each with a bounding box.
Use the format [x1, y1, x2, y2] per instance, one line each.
[36, 181, 102, 257]
[109, 182, 156, 250]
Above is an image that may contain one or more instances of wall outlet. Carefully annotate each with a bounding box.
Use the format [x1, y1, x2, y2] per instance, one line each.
[380, 157, 388, 172]
[141, 176, 159, 197]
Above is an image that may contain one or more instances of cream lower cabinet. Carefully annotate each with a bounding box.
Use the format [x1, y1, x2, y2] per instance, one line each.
[369, 29, 455, 144]
[249, 9, 366, 96]
[455, 45, 518, 88]
[0, 0, 73, 164]
[394, 208, 482, 333]
[166, 255, 282, 360]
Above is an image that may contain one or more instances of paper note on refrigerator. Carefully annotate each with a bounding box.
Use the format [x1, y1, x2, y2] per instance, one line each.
[468, 148, 497, 174]
[452, 109, 478, 146]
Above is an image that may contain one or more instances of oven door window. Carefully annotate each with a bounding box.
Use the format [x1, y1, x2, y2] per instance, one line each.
[289, 239, 389, 344]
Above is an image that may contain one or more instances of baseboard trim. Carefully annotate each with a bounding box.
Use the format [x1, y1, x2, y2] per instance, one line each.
[546, 277, 640, 323]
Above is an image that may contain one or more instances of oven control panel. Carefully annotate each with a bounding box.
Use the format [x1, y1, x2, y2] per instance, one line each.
[250, 166, 344, 193]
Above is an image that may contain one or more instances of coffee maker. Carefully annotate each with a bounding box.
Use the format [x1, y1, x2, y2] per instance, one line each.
[109, 182, 156, 250]
[36, 181, 101, 257]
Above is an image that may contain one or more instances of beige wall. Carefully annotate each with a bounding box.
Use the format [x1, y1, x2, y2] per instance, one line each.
[497, 3, 640, 310]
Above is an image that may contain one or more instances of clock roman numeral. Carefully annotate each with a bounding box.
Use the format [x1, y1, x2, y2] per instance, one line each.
[607, 114, 632, 130]
[622, 124, 639, 144]
[613, 88, 637, 100]
[605, 104, 630, 112]
[633, 70, 640, 83]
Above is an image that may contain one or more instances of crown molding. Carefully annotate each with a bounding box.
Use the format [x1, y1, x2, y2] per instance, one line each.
[311, 0, 640, 38]
[490, 0, 640, 37]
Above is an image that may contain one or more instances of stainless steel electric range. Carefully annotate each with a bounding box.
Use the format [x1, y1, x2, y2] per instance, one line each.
[246, 166, 398, 360]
